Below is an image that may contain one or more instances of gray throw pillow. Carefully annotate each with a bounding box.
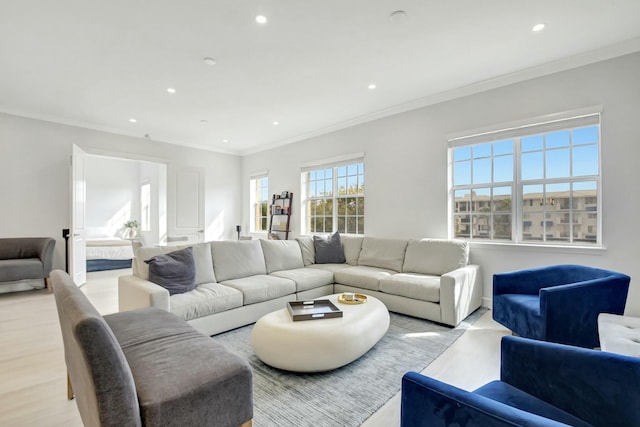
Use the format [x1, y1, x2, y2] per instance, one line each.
[145, 247, 196, 295]
[313, 232, 346, 264]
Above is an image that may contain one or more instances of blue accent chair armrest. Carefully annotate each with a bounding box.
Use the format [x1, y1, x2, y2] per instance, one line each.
[493, 264, 630, 347]
[401, 336, 640, 427]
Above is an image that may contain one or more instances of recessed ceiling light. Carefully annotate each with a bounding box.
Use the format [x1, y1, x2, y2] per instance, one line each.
[272, 121, 279, 126]
[256, 15, 267, 24]
[203, 57, 217, 66]
[129, 118, 137, 123]
[223, 139, 229, 143]
[167, 87, 176, 94]
[368, 84, 377, 90]
[532, 23, 545, 32]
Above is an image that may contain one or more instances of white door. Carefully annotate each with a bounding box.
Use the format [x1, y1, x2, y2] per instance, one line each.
[70, 144, 87, 285]
[169, 168, 204, 244]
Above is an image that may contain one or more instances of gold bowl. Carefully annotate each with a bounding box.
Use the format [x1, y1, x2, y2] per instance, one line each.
[337, 293, 367, 305]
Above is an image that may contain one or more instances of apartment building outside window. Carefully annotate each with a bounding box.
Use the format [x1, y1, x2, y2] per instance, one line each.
[249, 175, 269, 232]
[301, 156, 364, 235]
[449, 109, 601, 246]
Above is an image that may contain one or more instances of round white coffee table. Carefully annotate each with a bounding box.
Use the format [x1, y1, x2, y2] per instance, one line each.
[251, 293, 390, 372]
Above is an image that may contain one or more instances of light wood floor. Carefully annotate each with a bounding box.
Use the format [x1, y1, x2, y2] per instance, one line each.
[0, 269, 509, 426]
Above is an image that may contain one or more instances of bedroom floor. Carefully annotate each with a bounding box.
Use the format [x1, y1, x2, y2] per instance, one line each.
[0, 269, 508, 426]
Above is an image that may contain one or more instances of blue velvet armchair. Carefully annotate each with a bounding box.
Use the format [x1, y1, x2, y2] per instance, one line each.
[492, 264, 630, 348]
[401, 336, 640, 427]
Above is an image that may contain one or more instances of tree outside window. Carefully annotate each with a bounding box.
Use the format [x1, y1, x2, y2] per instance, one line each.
[303, 161, 364, 235]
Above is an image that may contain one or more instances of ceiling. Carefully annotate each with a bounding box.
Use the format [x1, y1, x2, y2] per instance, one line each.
[2, 1, 640, 155]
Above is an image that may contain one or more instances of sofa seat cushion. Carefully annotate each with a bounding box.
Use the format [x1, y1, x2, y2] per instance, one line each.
[170, 283, 243, 321]
[474, 381, 592, 427]
[379, 273, 441, 303]
[0, 258, 43, 281]
[270, 268, 334, 292]
[334, 266, 396, 291]
[493, 294, 543, 339]
[104, 308, 253, 427]
[307, 263, 351, 273]
[221, 275, 296, 305]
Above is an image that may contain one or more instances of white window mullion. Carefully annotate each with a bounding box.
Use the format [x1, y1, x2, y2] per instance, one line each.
[450, 113, 600, 247]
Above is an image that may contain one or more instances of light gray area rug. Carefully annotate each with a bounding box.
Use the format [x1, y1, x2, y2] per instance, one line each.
[214, 308, 486, 427]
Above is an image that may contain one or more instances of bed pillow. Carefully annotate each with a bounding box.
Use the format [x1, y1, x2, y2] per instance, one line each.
[313, 232, 346, 264]
[145, 247, 196, 295]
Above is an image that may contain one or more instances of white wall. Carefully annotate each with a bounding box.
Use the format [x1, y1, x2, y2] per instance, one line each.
[85, 155, 140, 236]
[0, 114, 242, 271]
[242, 52, 640, 315]
[138, 160, 166, 246]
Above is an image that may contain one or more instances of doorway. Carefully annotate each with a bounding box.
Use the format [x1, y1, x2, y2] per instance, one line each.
[70, 145, 167, 284]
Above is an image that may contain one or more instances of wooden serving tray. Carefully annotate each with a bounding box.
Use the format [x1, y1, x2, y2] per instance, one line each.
[287, 300, 343, 321]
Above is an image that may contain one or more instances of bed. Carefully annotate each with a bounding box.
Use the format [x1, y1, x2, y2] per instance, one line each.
[85, 227, 134, 272]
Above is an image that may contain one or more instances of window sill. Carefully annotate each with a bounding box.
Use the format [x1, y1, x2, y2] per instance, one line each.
[467, 240, 606, 256]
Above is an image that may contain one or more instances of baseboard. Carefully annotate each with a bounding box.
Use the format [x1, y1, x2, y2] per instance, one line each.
[482, 297, 493, 310]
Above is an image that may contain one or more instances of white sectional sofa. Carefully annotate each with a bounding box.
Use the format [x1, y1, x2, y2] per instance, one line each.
[118, 236, 482, 336]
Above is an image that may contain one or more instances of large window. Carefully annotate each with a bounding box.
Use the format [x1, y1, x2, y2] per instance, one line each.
[449, 111, 600, 246]
[249, 175, 269, 232]
[302, 159, 365, 234]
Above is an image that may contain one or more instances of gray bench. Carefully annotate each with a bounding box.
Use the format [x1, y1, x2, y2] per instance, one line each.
[51, 270, 253, 427]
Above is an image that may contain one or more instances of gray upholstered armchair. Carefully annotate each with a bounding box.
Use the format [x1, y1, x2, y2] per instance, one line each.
[0, 237, 56, 293]
[51, 270, 254, 427]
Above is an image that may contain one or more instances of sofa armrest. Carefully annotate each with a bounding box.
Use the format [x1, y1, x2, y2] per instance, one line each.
[540, 275, 630, 347]
[440, 264, 483, 326]
[118, 274, 170, 313]
[36, 238, 56, 276]
[401, 372, 566, 427]
[501, 336, 640, 427]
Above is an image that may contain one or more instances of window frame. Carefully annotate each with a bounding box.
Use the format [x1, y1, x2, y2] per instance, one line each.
[140, 181, 151, 232]
[249, 174, 269, 233]
[448, 109, 602, 247]
[301, 156, 365, 235]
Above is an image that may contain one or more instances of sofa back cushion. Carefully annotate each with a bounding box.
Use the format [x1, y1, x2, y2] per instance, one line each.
[295, 236, 315, 266]
[134, 242, 216, 285]
[210, 240, 267, 282]
[402, 239, 469, 276]
[358, 237, 408, 272]
[260, 239, 304, 273]
[341, 235, 364, 266]
[50, 270, 141, 427]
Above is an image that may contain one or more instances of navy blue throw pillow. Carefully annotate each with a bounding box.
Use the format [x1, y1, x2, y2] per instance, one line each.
[145, 247, 196, 295]
[313, 232, 346, 264]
